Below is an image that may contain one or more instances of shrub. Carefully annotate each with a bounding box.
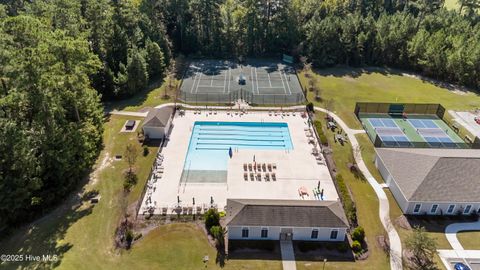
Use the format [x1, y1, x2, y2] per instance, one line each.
[352, 226, 365, 242]
[351, 240, 362, 253]
[313, 120, 328, 145]
[336, 174, 357, 225]
[125, 229, 134, 249]
[210, 225, 226, 248]
[123, 171, 138, 191]
[143, 145, 149, 156]
[306, 102, 314, 112]
[204, 208, 220, 231]
[319, 134, 328, 145]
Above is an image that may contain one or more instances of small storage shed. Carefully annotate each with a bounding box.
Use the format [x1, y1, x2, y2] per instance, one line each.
[142, 107, 174, 139]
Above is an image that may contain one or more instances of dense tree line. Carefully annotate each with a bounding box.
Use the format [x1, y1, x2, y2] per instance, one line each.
[1, 0, 479, 227]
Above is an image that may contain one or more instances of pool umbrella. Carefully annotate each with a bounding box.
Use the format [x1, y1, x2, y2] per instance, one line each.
[253, 155, 255, 162]
[229, 147, 233, 158]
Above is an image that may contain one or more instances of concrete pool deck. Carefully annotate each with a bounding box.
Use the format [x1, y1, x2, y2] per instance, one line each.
[139, 110, 338, 214]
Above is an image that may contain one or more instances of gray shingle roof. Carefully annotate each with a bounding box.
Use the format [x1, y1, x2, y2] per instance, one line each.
[225, 199, 349, 228]
[376, 148, 480, 202]
[143, 107, 174, 127]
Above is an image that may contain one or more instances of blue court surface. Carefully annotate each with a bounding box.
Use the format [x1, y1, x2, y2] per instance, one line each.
[369, 118, 398, 128]
[409, 119, 438, 129]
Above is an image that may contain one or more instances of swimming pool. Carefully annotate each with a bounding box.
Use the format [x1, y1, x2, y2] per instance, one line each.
[182, 121, 293, 178]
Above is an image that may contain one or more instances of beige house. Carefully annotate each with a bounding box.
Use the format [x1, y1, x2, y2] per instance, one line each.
[225, 199, 349, 241]
[375, 148, 480, 215]
[142, 107, 174, 139]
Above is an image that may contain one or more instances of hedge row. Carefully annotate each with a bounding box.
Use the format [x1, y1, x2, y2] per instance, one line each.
[313, 120, 328, 145]
[336, 174, 357, 226]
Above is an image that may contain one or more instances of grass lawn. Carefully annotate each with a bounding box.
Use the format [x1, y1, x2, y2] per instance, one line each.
[457, 231, 480, 250]
[104, 78, 180, 113]
[298, 67, 480, 130]
[296, 112, 390, 270]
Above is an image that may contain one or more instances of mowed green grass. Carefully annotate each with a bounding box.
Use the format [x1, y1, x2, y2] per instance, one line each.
[298, 67, 480, 129]
[104, 78, 179, 113]
[297, 112, 390, 270]
[0, 115, 282, 270]
[457, 231, 480, 250]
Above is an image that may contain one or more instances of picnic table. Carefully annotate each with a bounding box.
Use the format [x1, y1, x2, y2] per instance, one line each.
[327, 121, 337, 130]
[335, 134, 346, 143]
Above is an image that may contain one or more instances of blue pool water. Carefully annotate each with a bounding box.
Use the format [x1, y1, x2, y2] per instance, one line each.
[184, 121, 293, 171]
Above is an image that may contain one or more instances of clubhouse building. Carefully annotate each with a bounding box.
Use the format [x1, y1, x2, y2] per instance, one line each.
[375, 148, 480, 215]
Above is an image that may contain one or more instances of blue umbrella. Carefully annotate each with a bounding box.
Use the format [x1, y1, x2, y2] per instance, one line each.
[229, 147, 233, 158]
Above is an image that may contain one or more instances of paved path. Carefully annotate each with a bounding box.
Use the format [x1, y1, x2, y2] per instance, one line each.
[280, 240, 296, 270]
[315, 107, 403, 270]
[110, 103, 402, 270]
[109, 110, 148, 117]
[445, 220, 480, 250]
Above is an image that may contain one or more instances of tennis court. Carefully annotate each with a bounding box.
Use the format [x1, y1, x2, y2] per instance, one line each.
[179, 59, 304, 104]
[360, 113, 466, 148]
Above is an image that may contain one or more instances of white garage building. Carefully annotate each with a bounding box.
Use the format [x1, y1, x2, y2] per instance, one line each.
[142, 107, 174, 139]
[225, 199, 349, 242]
[375, 148, 480, 215]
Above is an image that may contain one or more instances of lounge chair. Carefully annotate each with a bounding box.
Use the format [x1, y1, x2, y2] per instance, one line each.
[262, 163, 266, 171]
[264, 173, 270, 181]
[272, 163, 277, 170]
[243, 163, 248, 171]
[244, 172, 248, 181]
[256, 163, 262, 171]
[271, 172, 276, 181]
[248, 163, 253, 171]
[250, 172, 255, 181]
[267, 163, 272, 171]
[292, 112, 296, 116]
[257, 173, 262, 181]
[269, 111, 272, 116]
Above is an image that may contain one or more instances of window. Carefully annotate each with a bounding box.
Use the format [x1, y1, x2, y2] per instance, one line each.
[311, 229, 318, 239]
[241, 228, 249, 238]
[464, 205, 472, 214]
[261, 228, 268, 238]
[330, 230, 338, 240]
[413, 204, 421, 214]
[447, 204, 455, 214]
[430, 204, 438, 214]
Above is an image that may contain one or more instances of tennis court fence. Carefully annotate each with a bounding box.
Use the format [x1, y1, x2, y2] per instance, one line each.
[355, 102, 446, 118]
[177, 89, 305, 105]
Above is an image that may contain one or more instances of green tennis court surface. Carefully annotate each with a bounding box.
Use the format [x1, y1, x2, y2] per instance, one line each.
[359, 113, 467, 148]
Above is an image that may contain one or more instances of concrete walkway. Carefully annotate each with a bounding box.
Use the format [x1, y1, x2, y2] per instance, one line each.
[109, 110, 148, 117]
[109, 103, 402, 270]
[315, 107, 403, 270]
[280, 240, 297, 270]
[445, 220, 480, 250]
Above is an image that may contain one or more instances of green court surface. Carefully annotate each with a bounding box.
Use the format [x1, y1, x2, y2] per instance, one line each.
[359, 113, 466, 148]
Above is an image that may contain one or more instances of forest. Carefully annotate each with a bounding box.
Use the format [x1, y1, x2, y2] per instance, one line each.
[0, 0, 479, 227]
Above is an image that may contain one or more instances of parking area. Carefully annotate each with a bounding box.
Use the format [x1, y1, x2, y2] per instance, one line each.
[450, 110, 480, 138]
